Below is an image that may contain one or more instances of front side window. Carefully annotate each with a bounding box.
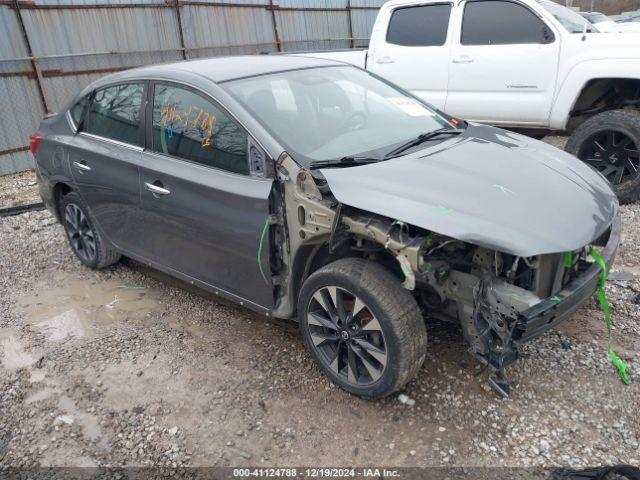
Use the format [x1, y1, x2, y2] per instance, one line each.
[225, 66, 450, 167]
[462, 1, 553, 45]
[386, 4, 452, 47]
[151, 84, 248, 175]
[83, 83, 144, 145]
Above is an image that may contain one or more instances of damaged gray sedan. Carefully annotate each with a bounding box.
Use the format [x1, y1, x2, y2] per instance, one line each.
[33, 56, 620, 398]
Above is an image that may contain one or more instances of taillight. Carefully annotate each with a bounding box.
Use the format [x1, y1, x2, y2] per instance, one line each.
[29, 132, 41, 156]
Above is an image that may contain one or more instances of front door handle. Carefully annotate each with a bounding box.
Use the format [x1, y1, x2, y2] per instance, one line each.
[452, 57, 474, 64]
[376, 56, 395, 64]
[144, 181, 171, 196]
[72, 161, 91, 172]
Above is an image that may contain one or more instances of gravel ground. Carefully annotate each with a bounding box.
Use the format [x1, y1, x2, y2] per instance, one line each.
[0, 170, 41, 209]
[0, 158, 639, 472]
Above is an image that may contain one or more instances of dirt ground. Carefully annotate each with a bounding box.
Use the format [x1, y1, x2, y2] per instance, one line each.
[1, 161, 639, 473]
[0, 170, 41, 209]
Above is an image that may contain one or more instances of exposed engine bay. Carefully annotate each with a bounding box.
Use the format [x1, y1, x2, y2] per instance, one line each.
[269, 153, 613, 396]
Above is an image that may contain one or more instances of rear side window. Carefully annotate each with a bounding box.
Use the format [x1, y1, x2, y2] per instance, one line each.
[83, 83, 144, 145]
[461, 1, 552, 45]
[151, 84, 248, 175]
[70, 94, 90, 128]
[386, 4, 452, 46]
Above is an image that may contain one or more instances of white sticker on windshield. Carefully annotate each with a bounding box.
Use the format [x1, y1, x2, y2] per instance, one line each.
[388, 97, 433, 117]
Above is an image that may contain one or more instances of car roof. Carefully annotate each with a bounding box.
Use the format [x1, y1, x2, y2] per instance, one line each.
[109, 54, 346, 84]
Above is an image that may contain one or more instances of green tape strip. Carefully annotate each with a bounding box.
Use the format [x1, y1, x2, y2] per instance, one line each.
[563, 251, 573, 268]
[257, 217, 270, 285]
[589, 247, 630, 384]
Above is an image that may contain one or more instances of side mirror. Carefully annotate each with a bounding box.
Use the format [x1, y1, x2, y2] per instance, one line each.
[248, 138, 273, 178]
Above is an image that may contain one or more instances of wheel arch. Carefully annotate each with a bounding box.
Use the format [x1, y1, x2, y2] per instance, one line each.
[567, 78, 640, 132]
[52, 181, 74, 221]
[550, 63, 640, 131]
[289, 238, 403, 308]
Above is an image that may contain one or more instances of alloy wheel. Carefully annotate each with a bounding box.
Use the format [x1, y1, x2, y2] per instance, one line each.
[306, 286, 388, 386]
[64, 203, 96, 263]
[579, 130, 640, 185]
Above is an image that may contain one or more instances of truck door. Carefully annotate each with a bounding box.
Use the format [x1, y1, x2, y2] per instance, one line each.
[445, 0, 560, 126]
[368, 2, 454, 110]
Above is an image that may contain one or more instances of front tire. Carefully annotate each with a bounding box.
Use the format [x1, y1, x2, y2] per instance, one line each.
[566, 109, 640, 204]
[298, 258, 427, 399]
[59, 191, 121, 269]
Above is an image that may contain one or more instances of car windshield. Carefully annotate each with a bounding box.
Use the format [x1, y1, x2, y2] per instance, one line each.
[582, 12, 612, 24]
[224, 66, 451, 167]
[539, 1, 599, 33]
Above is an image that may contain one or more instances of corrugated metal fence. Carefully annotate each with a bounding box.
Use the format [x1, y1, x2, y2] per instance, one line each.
[0, 0, 385, 175]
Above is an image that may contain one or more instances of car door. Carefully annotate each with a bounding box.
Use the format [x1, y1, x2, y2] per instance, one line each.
[68, 82, 145, 254]
[445, 0, 560, 125]
[368, 3, 454, 110]
[136, 81, 275, 309]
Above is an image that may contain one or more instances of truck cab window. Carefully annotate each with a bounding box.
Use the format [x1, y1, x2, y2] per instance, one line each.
[461, 0, 554, 45]
[386, 4, 452, 47]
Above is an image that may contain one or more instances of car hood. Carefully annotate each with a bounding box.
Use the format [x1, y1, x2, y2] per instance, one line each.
[581, 31, 640, 48]
[612, 23, 640, 33]
[320, 125, 618, 257]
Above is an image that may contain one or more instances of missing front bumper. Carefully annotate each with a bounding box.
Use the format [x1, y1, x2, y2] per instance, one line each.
[514, 213, 621, 344]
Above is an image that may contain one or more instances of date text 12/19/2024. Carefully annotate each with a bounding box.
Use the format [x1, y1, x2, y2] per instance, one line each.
[233, 468, 401, 478]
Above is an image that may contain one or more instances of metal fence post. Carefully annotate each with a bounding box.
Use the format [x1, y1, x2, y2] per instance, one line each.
[174, 0, 188, 59]
[12, 0, 51, 113]
[267, 0, 282, 52]
[346, 0, 354, 49]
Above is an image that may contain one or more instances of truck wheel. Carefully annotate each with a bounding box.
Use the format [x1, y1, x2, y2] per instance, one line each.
[60, 191, 121, 269]
[298, 258, 427, 399]
[566, 109, 640, 204]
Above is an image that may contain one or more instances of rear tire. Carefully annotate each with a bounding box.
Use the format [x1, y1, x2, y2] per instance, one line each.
[298, 258, 427, 399]
[566, 109, 640, 204]
[59, 191, 121, 269]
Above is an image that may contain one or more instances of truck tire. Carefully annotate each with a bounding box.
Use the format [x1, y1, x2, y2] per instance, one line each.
[298, 258, 427, 399]
[60, 191, 121, 269]
[566, 109, 640, 204]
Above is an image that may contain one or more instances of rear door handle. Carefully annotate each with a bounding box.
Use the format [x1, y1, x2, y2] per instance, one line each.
[376, 56, 395, 64]
[72, 161, 91, 172]
[144, 181, 171, 196]
[452, 57, 474, 64]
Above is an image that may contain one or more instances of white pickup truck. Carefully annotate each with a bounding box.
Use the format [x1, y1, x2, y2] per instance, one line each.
[300, 0, 640, 203]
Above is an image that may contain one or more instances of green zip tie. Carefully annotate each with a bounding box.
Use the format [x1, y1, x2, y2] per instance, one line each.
[563, 251, 573, 268]
[429, 205, 453, 216]
[493, 184, 516, 196]
[589, 247, 630, 384]
[257, 217, 270, 285]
